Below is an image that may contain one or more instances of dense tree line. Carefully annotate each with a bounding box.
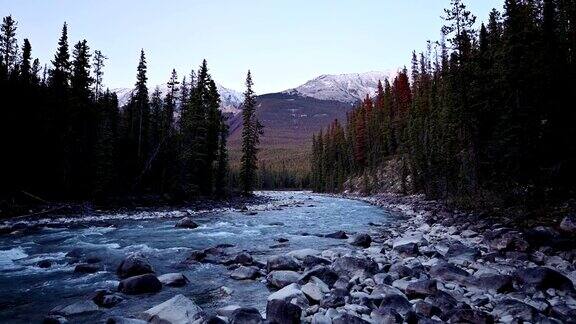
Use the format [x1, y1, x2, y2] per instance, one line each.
[312, 0, 576, 208]
[0, 17, 258, 211]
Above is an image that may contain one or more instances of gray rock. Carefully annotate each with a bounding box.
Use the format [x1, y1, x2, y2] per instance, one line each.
[74, 263, 100, 274]
[118, 274, 162, 294]
[325, 231, 348, 239]
[116, 253, 154, 279]
[424, 291, 458, 315]
[333, 313, 370, 324]
[448, 309, 494, 324]
[175, 217, 199, 229]
[157, 273, 189, 287]
[267, 270, 301, 288]
[300, 266, 339, 287]
[492, 299, 541, 323]
[320, 293, 346, 308]
[38, 260, 53, 268]
[302, 282, 324, 303]
[311, 313, 332, 324]
[266, 299, 301, 324]
[105, 317, 147, 324]
[484, 229, 529, 252]
[229, 307, 263, 324]
[465, 274, 513, 293]
[267, 255, 301, 272]
[378, 294, 413, 316]
[413, 300, 441, 317]
[93, 289, 123, 308]
[43, 315, 68, 324]
[429, 262, 470, 284]
[230, 252, 254, 265]
[445, 242, 480, 261]
[268, 283, 309, 310]
[370, 307, 403, 323]
[54, 300, 99, 316]
[393, 242, 419, 256]
[514, 267, 575, 292]
[230, 266, 260, 280]
[350, 233, 372, 248]
[370, 284, 404, 299]
[332, 256, 379, 278]
[185, 250, 207, 263]
[216, 305, 242, 317]
[405, 279, 438, 298]
[560, 214, 576, 233]
[142, 294, 205, 323]
[302, 255, 331, 269]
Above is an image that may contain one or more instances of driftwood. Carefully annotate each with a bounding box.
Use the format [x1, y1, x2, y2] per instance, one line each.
[11, 205, 68, 220]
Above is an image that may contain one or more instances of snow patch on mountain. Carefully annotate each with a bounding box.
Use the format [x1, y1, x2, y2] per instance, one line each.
[112, 83, 243, 115]
[284, 70, 398, 104]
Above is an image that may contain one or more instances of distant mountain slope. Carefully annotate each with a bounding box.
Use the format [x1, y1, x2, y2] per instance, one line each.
[283, 70, 397, 104]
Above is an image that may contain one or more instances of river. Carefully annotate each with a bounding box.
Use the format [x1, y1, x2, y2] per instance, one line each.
[0, 191, 400, 323]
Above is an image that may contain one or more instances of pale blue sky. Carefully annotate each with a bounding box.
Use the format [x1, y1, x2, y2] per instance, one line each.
[1, 0, 502, 93]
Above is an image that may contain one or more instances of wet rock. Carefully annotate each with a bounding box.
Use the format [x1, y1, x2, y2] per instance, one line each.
[229, 307, 263, 324]
[514, 267, 574, 292]
[277, 238, 289, 243]
[429, 262, 470, 284]
[388, 263, 414, 279]
[405, 279, 438, 298]
[393, 242, 419, 257]
[116, 253, 154, 279]
[445, 242, 480, 261]
[333, 313, 370, 324]
[288, 249, 321, 261]
[302, 255, 331, 269]
[448, 309, 493, 324]
[332, 256, 379, 278]
[414, 300, 441, 318]
[350, 233, 372, 248]
[53, 300, 99, 316]
[484, 229, 529, 252]
[300, 266, 339, 287]
[43, 315, 68, 324]
[392, 234, 427, 249]
[370, 307, 403, 323]
[74, 263, 100, 274]
[465, 274, 513, 293]
[118, 273, 162, 294]
[268, 283, 309, 309]
[267, 270, 301, 288]
[267, 255, 300, 272]
[550, 304, 576, 322]
[204, 316, 227, 324]
[230, 252, 254, 266]
[216, 305, 241, 317]
[175, 217, 199, 229]
[93, 290, 123, 308]
[106, 317, 147, 324]
[157, 273, 189, 287]
[185, 250, 207, 263]
[38, 260, 52, 268]
[424, 291, 459, 315]
[370, 284, 404, 299]
[230, 266, 260, 280]
[266, 299, 302, 324]
[320, 293, 346, 308]
[142, 294, 205, 323]
[311, 313, 332, 324]
[560, 214, 576, 233]
[325, 230, 348, 239]
[378, 294, 413, 316]
[492, 299, 541, 323]
[301, 282, 324, 303]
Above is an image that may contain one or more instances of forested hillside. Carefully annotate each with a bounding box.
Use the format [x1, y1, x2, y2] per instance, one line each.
[311, 0, 576, 209]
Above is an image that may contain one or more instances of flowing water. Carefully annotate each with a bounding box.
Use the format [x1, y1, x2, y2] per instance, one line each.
[0, 191, 400, 323]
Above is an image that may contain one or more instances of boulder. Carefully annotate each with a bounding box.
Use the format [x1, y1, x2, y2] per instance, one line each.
[230, 266, 260, 280]
[118, 274, 162, 294]
[301, 282, 323, 303]
[424, 291, 458, 316]
[325, 230, 348, 239]
[106, 317, 147, 324]
[93, 289, 123, 308]
[229, 307, 263, 324]
[266, 299, 302, 324]
[116, 253, 154, 279]
[267, 255, 300, 272]
[492, 299, 541, 323]
[370, 307, 403, 324]
[378, 294, 413, 316]
[405, 279, 438, 298]
[413, 300, 441, 318]
[175, 217, 199, 229]
[448, 309, 494, 324]
[38, 260, 52, 268]
[320, 293, 346, 308]
[393, 242, 419, 257]
[333, 313, 370, 324]
[484, 229, 529, 252]
[392, 234, 427, 249]
[142, 294, 205, 323]
[157, 273, 189, 287]
[302, 255, 331, 269]
[299, 266, 339, 287]
[514, 267, 575, 292]
[445, 242, 480, 261]
[267, 270, 301, 289]
[370, 284, 404, 299]
[350, 233, 372, 248]
[230, 252, 253, 265]
[287, 249, 321, 260]
[559, 214, 576, 233]
[311, 313, 332, 324]
[332, 256, 379, 278]
[429, 262, 470, 284]
[216, 305, 242, 318]
[464, 274, 513, 293]
[43, 315, 69, 324]
[185, 250, 207, 263]
[74, 263, 100, 274]
[268, 283, 309, 309]
[54, 300, 99, 316]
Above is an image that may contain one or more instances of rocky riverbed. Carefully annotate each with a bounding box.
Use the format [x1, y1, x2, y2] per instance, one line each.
[2, 191, 576, 323]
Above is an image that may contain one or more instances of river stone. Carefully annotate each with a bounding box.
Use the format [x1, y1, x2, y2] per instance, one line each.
[54, 300, 99, 316]
[38, 260, 52, 268]
[514, 267, 575, 292]
[230, 252, 253, 265]
[484, 229, 529, 252]
[186, 250, 207, 263]
[267, 255, 300, 272]
[299, 266, 339, 287]
[370, 307, 403, 324]
[392, 234, 427, 249]
[116, 253, 154, 279]
[405, 279, 438, 298]
[302, 255, 331, 269]
[268, 283, 309, 309]
[229, 307, 263, 324]
[325, 230, 348, 239]
[118, 274, 162, 294]
[43, 315, 69, 324]
[267, 270, 301, 288]
[465, 274, 513, 293]
[288, 248, 321, 260]
[393, 242, 419, 257]
[350, 233, 372, 248]
[560, 214, 576, 233]
[424, 291, 458, 316]
[230, 266, 260, 280]
[492, 299, 541, 322]
[429, 262, 470, 284]
[142, 294, 205, 323]
[447, 309, 494, 324]
[175, 217, 199, 229]
[378, 294, 413, 316]
[93, 289, 123, 308]
[301, 282, 324, 303]
[445, 242, 480, 261]
[106, 317, 148, 324]
[74, 263, 100, 274]
[333, 313, 370, 324]
[266, 299, 302, 324]
[157, 273, 189, 287]
[332, 256, 379, 278]
[311, 313, 332, 324]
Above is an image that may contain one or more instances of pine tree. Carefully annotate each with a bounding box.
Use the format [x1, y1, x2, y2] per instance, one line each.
[92, 50, 107, 99]
[20, 39, 32, 82]
[50, 23, 70, 90]
[239, 70, 263, 195]
[0, 15, 18, 74]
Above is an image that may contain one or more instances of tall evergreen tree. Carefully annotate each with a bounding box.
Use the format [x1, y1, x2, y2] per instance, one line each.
[0, 15, 18, 73]
[239, 70, 263, 195]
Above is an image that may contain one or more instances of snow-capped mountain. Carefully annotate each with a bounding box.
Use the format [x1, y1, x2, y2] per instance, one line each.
[283, 70, 398, 104]
[112, 83, 243, 115]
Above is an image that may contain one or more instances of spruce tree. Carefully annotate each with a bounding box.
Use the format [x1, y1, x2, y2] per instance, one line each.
[0, 15, 18, 73]
[20, 39, 32, 82]
[239, 70, 262, 195]
[92, 50, 107, 99]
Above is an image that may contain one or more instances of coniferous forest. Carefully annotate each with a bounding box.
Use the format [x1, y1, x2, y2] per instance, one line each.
[0, 17, 261, 215]
[312, 0, 576, 209]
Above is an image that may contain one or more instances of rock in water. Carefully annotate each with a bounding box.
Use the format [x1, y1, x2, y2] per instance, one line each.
[325, 230, 348, 239]
[268, 283, 309, 309]
[230, 266, 260, 280]
[53, 300, 99, 316]
[106, 317, 147, 324]
[157, 273, 189, 287]
[393, 242, 419, 256]
[267, 255, 300, 272]
[93, 289, 123, 308]
[116, 253, 154, 279]
[43, 315, 69, 324]
[333, 313, 370, 324]
[266, 299, 302, 324]
[350, 233, 372, 248]
[74, 263, 100, 274]
[175, 217, 199, 229]
[118, 274, 162, 294]
[266, 270, 301, 288]
[229, 307, 263, 324]
[142, 294, 205, 323]
[332, 256, 379, 278]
